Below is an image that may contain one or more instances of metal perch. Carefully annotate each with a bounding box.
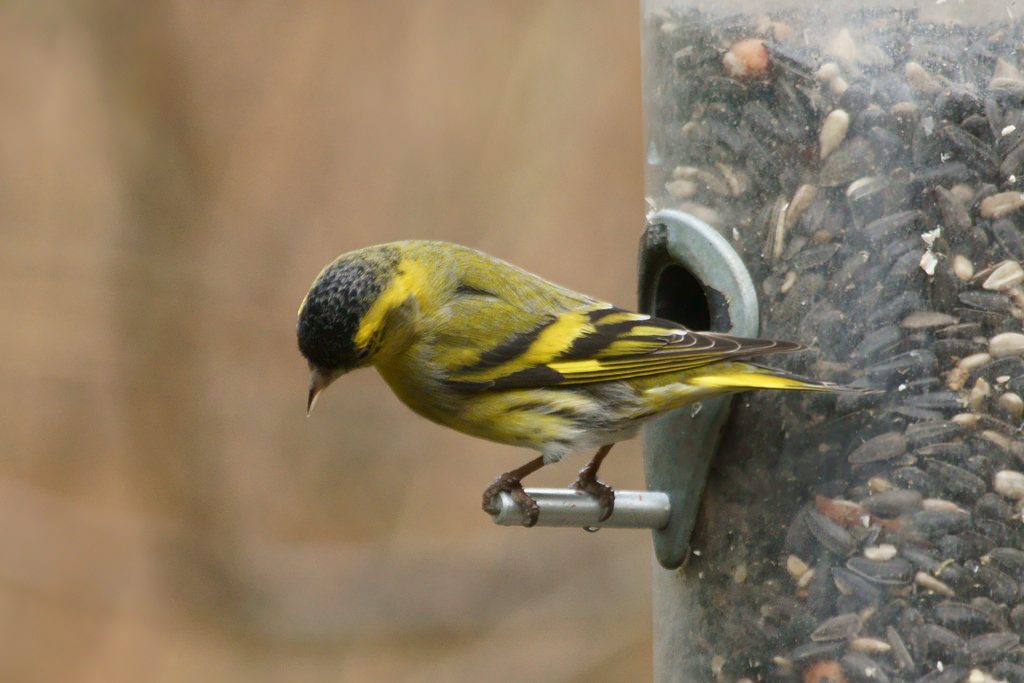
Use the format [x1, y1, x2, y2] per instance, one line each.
[489, 488, 671, 529]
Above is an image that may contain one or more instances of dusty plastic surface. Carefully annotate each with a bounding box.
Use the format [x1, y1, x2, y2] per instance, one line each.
[643, 1, 1024, 681]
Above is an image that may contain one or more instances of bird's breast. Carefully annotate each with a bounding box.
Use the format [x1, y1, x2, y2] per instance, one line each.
[374, 353, 642, 455]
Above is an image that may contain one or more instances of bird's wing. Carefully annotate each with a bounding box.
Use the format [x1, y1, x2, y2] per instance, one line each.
[443, 304, 805, 391]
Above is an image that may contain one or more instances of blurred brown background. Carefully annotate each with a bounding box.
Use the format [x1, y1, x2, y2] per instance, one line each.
[1, 1, 648, 681]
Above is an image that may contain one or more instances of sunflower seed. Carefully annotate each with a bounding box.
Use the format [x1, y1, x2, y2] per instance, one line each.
[902, 311, 959, 330]
[787, 554, 810, 580]
[904, 420, 961, 447]
[806, 508, 859, 556]
[993, 471, 1024, 500]
[912, 508, 970, 537]
[991, 220, 1024, 261]
[790, 640, 844, 665]
[969, 563, 1020, 603]
[820, 109, 851, 160]
[920, 623, 968, 662]
[997, 392, 1024, 421]
[954, 254, 976, 281]
[967, 632, 1020, 664]
[980, 192, 1024, 220]
[917, 442, 971, 463]
[847, 556, 914, 585]
[849, 432, 909, 465]
[831, 566, 882, 603]
[921, 573, 958, 598]
[923, 498, 968, 513]
[961, 292, 1012, 313]
[811, 612, 862, 641]
[990, 333, 1024, 358]
[887, 626, 915, 671]
[863, 544, 898, 561]
[983, 261, 1024, 292]
[850, 637, 891, 654]
[665, 178, 698, 199]
[820, 138, 878, 187]
[934, 601, 994, 635]
[986, 548, 1024, 579]
[785, 183, 817, 230]
[906, 61, 943, 93]
[975, 493, 1014, 521]
[861, 489, 923, 517]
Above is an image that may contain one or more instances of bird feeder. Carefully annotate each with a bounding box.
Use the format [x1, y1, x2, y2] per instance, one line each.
[640, 0, 1024, 682]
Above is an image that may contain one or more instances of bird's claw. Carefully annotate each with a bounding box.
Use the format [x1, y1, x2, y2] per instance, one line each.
[571, 463, 615, 523]
[482, 473, 540, 527]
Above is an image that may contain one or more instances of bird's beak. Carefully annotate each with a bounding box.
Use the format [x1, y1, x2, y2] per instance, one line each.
[307, 368, 328, 416]
[306, 367, 347, 416]
[307, 385, 320, 416]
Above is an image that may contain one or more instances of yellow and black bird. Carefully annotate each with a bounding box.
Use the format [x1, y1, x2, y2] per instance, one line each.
[297, 240, 865, 526]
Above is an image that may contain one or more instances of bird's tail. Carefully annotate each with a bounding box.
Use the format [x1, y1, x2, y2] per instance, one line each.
[685, 363, 877, 394]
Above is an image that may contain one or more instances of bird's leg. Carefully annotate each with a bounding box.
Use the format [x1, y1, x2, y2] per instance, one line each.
[571, 444, 615, 522]
[481, 455, 546, 527]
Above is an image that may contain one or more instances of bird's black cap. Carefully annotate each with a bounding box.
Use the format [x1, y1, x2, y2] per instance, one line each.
[297, 255, 390, 371]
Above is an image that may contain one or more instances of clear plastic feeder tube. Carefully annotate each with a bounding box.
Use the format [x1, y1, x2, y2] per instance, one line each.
[642, 1, 1024, 681]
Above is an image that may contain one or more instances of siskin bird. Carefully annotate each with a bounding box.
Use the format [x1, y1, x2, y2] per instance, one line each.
[297, 240, 869, 526]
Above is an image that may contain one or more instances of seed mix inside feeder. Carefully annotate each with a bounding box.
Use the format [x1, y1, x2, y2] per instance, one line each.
[645, 5, 1024, 682]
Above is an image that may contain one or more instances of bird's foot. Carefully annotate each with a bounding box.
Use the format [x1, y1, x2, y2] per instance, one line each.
[571, 462, 615, 522]
[482, 473, 540, 527]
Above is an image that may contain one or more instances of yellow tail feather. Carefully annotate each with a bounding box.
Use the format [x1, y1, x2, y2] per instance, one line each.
[686, 369, 867, 393]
